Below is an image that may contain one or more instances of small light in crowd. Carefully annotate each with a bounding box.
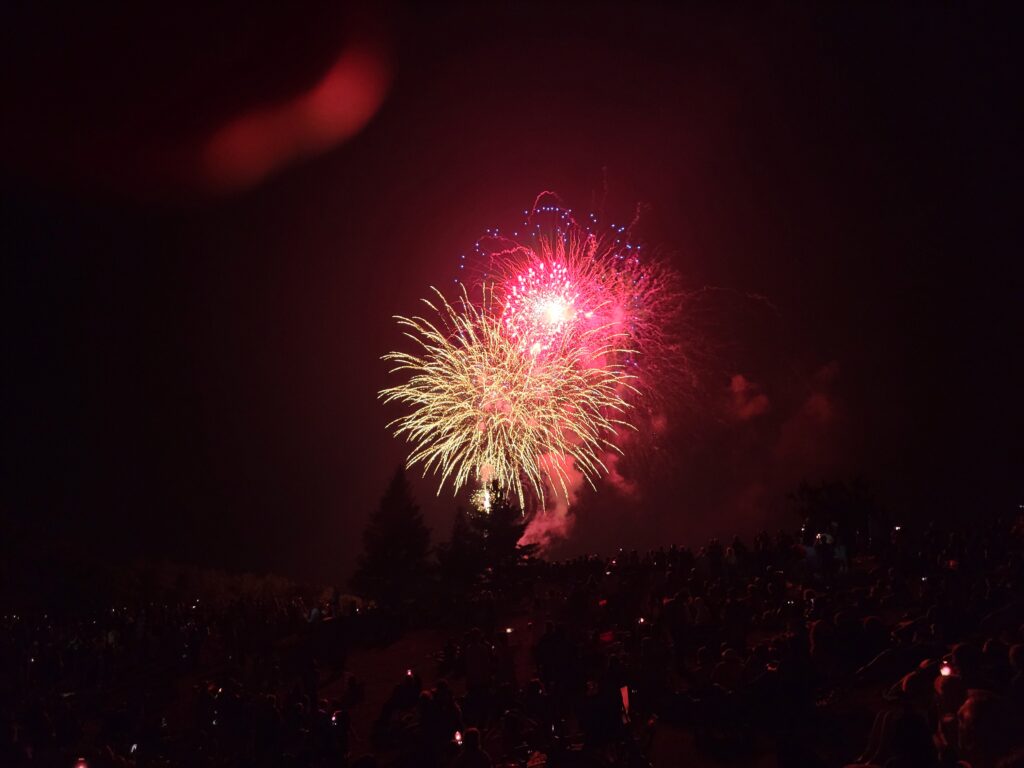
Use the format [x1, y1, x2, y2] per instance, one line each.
[505, 626, 513, 634]
[454, 730, 463, 745]
[940, 663, 953, 677]
[75, 758, 88, 768]
[638, 617, 645, 624]
[406, 668, 413, 677]
[130, 744, 137, 754]
[894, 525, 901, 531]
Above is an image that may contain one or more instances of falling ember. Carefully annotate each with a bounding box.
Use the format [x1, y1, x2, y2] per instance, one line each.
[471, 486, 492, 514]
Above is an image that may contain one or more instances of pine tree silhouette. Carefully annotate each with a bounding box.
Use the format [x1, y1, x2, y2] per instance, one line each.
[476, 482, 537, 573]
[439, 482, 539, 592]
[437, 506, 484, 594]
[351, 466, 431, 606]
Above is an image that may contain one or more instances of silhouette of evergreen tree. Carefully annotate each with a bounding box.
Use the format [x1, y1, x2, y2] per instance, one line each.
[351, 466, 431, 606]
[476, 483, 536, 569]
[437, 482, 539, 593]
[436, 506, 484, 594]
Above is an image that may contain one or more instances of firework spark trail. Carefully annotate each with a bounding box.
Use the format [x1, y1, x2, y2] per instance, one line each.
[486, 231, 692, 402]
[502, 260, 580, 357]
[380, 285, 635, 509]
[384, 195, 693, 525]
[470, 486, 492, 514]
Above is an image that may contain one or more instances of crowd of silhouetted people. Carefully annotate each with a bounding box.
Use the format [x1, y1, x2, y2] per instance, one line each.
[0, 591, 366, 768]
[3, 511, 1024, 767]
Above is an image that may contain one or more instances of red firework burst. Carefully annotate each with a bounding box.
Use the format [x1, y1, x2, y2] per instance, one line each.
[447, 194, 701, 491]
[501, 260, 582, 356]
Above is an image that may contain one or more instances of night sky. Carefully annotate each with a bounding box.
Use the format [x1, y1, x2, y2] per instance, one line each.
[2, 4, 1020, 584]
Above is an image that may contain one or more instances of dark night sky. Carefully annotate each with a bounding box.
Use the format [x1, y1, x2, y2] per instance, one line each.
[1, 4, 1020, 584]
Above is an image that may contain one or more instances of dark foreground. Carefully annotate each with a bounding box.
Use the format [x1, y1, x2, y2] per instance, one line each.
[3, 513, 1024, 768]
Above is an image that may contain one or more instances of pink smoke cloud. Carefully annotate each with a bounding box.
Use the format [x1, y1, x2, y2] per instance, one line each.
[775, 371, 842, 469]
[519, 453, 584, 550]
[725, 361, 846, 519]
[520, 500, 575, 551]
[603, 450, 639, 498]
[521, 445, 644, 551]
[728, 374, 771, 420]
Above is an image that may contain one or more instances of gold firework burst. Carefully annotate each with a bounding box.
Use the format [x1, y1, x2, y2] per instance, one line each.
[381, 285, 634, 509]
